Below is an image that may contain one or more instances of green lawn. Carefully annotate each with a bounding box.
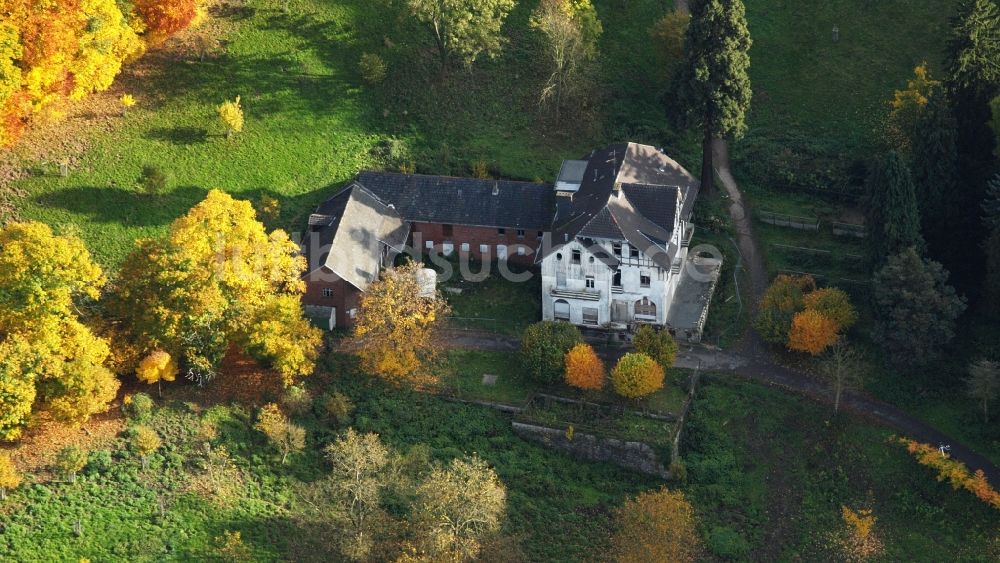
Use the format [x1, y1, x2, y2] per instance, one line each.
[441, 268, 542, 336]
[685, 375, 999, 561]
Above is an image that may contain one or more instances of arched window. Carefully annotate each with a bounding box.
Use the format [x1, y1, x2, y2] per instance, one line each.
[554, 299, 570, 321]
[634, 297, 656, 318]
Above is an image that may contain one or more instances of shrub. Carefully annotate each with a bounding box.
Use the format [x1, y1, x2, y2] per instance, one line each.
[136, 350, 178, 387]
[123, 392, 154, 421]
[359, 53, 387, 84]
[281, 385, 313, 417]
[0, 453, 22, 501]
[471, 159, 490, 179]
[633, 325, 678, 370]
[55, 446, 88, 483]
[84, 450, 114, 475]
[321, 391, 355, 426]
[218, 96, 244, 138]
[521, 321, 583, 384]
[787, 310, 839, 356]
[133, 425, 162, 470]
[255, 403, 306, 464]
[564, 343, 604, 391]
[755, 274, 815, 344]
[803, 287, 858, 331]
[611, 353, 664, 399]
[610, 487, 702, 562]
[138, 165, 168, 194]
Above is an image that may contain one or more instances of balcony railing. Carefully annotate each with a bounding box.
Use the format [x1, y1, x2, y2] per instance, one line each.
[551, 287, 601, 301]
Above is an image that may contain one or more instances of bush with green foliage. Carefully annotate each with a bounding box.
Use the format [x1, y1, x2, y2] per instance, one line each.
[138, 165, 168, 194]
[633, 325, 678, 370]
[55, 446, 88, 483]
[358, 53, 387, 84]
[520, 321, 583, 384]
[321, 391, 355, 426]
[123, 392, 154, 421]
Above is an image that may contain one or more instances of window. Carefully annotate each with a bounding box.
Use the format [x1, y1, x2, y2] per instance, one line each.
[517, 245, 526, 256]
[582, 307, 599, 325]
[612, 242, 622, 256]
[498, 227, 506, 235]
[442, 224, 453, 237]
[630, 245, 640, 258]
[554, 299, 570, 321]
[588, 256, 595, 263]
[613, 269, 622, 287]
[634, 298, 656, 317]
[425, 240, 434, 249]
[571, 249, 581, 264]
[516, 229, 525, 238]
[556, 252, 563, 260]
[322, 287, 335, 298]
[585, 276, 595, 289]
[640, 273, 651, 288]
[461, 243, 470, 252]
[349, 308, 358, 319]
[480, 244, 489, 254]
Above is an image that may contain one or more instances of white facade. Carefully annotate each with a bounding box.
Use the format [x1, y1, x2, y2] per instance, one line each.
[540, 221, 692, 330]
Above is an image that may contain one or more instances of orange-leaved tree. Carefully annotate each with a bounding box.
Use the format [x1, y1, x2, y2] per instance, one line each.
[610, 487, 702, 562]
[564, 343, 604, 391]
[755, 274, 816, 344]
[355, 261, 451, 385]
[134, 0, 200, 44]
[611, 353, 663, 399]
[788, 309, 840, 356]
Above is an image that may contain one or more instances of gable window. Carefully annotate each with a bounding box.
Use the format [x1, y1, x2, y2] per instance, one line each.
[442, 224, 453, 236]
[585, 276, 595, 289]
[630, 245, 640, 258]
[516, 229, 526, 239]
[571, 249, 581, 264]
[322, 287, 335, 298]
[612, 242, 622, 256]
[498, 227, 506, 235]
[640, 273, 651, 288]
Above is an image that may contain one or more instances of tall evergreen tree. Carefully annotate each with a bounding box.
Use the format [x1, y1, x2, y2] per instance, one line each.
[946, 0, 1000, 93]
[672, 0, 752, 196]
[982, 226, 1000, 317]
[984, 173, 1000, 231]
[911, 90, 959, 252]
[873, 248, 967, 367]
[865, 152, 924, 265]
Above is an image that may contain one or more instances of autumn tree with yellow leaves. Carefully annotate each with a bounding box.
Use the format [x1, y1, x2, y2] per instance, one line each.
[0, 222, 119, 441]
[0, 453, 22, 501]
[354, 261, 450, 385]
[611, 353, 664, 400]
[610, 487, 702, 563]
[113, 190, 322, 386]
[136, 350, 178, 395]
[218, 96, 244, 139]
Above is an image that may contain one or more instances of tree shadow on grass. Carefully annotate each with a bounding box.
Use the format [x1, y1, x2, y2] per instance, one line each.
[34, 185, 209, 227]
[145, 126, 211, 145]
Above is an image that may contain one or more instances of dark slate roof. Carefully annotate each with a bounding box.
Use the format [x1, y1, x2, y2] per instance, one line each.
[541, 142, 698, 269]
[304, 182, 409, 290]
[356, 171, 554, 230]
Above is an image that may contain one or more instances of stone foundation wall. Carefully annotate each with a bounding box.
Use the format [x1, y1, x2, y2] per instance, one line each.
[511, 421, 669, 479]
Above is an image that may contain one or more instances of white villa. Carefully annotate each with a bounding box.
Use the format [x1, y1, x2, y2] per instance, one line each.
[537, 142, 720, 341]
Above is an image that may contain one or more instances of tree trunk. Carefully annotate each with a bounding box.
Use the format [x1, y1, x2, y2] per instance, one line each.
[1, 487, 6, 501]
[834, 379, 842, 413]
[701, 125, 714, 197]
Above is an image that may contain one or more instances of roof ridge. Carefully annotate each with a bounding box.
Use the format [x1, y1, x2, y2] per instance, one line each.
[358, 170, 546, 186]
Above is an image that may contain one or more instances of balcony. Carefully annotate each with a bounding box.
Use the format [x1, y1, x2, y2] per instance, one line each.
[611, 285, 624, 294]
[550, 287, 601, 301]
[681, 223, 694, 249]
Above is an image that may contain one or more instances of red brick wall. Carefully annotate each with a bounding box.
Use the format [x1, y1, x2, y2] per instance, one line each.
[303, 268, 360, 328]
[410, 222, 542, 265]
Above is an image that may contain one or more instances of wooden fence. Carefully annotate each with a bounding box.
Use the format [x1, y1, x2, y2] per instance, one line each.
[758, 210, 866, 238]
